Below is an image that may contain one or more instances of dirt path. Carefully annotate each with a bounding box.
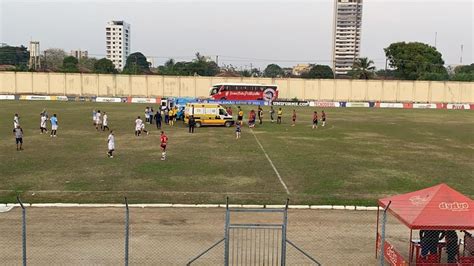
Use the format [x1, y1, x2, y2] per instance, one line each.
[0, 207, 390, 265]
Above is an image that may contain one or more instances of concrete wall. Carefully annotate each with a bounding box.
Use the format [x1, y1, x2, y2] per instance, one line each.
[0, 72, 472, 103]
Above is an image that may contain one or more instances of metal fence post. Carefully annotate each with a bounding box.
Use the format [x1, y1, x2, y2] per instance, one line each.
[224, 197, 230, 266]
[17, 196, 26, 266]
[124, 197, 129, 266]
[379, 201, 391, 266]
[281, 198, 289, 266]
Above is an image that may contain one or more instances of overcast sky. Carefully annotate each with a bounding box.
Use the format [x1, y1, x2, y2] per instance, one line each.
[1, 0, 472, 69]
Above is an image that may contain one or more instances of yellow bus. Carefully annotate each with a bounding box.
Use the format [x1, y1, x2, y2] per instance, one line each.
[184, 103, 234, 127]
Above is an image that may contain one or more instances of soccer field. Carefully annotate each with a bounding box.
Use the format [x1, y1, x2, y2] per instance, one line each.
[0, 101, 473, 205]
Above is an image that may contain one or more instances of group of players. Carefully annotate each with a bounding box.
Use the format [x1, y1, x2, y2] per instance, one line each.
[12, 104, 325, 159]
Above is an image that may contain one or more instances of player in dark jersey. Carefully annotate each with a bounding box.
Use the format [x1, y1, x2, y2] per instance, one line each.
[312, 111, 318, 129]
[292, 110, 296, 126]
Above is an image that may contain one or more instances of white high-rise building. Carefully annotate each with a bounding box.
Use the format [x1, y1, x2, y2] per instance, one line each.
[106, 21, 130, 70]
[332, 0, 363, 76]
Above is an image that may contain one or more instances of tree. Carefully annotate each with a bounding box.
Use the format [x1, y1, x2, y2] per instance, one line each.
[451, 63, 474, 81]
[123, 52, 151, 74]
[157, 53, 219, 76]
[384, 42, 447, 80]
[300, 65, 334, 79]
[263, 64, 284, 78]
[348, 57, 376, 79]
[94, 58, 117, 74]
[0, 45, 29, 70]
[62, 56, 79, 72]
[41, 48, 66, 71]
[77, 57, 97, 72]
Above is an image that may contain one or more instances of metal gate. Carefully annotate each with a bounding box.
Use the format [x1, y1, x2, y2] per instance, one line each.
[187, 199, 320, 265]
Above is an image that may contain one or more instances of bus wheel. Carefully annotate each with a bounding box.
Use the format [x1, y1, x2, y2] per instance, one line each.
[195, 122, 202, 128]
[225, 121, 232, 127]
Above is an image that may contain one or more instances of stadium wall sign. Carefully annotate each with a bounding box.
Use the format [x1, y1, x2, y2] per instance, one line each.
[309, 101, 341, 108]
[378, 102, 404, 108]
[413, 103, 437, 109]
[94, 97, 123, 103]
[0, 95, 15, 100]
[273, 100, 310, 106]
[129, 97, 160, 104]
[346, 102, 370, 108]
[446, 103, 471, 110]
[20, 95, 52, 101]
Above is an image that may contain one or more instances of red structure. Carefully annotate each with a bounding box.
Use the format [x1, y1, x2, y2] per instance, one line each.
[376, 184, 474, 265]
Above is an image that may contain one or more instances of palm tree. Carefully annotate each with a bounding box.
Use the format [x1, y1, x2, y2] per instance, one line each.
[350, 57, 376, 79]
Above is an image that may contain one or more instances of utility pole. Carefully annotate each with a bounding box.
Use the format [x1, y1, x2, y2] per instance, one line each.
[434, 32, 437, 49]
[460, 44, 463, 64]
[215, 55, 219, 66]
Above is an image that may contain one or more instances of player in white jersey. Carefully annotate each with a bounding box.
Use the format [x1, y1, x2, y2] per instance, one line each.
[135, 116, 143, 136]
[95, 110, 102, 131]
[13, 114, 20, 129]
[102, 112, 109, 131]
[40, 113, 48, 134]
[107, 130, 115, 158]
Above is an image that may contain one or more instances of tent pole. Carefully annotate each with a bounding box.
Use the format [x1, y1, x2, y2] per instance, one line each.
[409, 229, 413, 263]
[375, 206, 380, 259]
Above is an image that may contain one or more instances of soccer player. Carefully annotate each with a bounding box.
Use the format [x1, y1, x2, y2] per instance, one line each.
[107, 130, 115, 158]
[291, 110, 296, 126]
[312, 111, 318, 129]
[135, 116, 143, 136]
[50, 114, 58, 137]
[13, 125, 23, 151]
[277, 108, 283, 124]
[102, 112, 110, 131]
[95, 110, 102, 131]
[160, 131, 168, 160]
[237, 106, 244, 125]
[155, 110, 162, 129]
[169, 108, 174, 126]
[322, 110, 326, 127]
[188, 115, 195, 133]
[269, 106, 275, 123]
[13, 113, 20, 129]
[258, 106, 264, 125]
[235, 122, 241, 139]
[145, 107, 150, 123]
[141, 120, 149, 135]
[92, 110, 97, 126]
[40, 112, 48, 134]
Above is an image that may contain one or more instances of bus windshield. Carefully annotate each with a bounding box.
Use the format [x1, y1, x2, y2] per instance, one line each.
[210, 86, 220, 95]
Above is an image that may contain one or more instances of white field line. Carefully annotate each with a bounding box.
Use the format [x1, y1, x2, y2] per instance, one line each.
[250, 129, 290, 195]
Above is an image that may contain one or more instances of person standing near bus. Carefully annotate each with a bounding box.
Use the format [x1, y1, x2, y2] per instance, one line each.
[155, 110, 162, 129]
[291, 110, 296, 126]
[269, 106, 275, 123]
[277, 108, 283, 124]
[188, 115, 195, 134]
[237, 106, 244, 126]
[258, 106, 264, 125]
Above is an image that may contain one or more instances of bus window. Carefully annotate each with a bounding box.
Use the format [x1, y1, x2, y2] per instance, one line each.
[210, 86, 219, 95]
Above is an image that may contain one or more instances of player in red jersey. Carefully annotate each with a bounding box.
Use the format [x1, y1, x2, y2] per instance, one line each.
[312, 111, 318, 129]
[160, 131, 168, 160]
[291, 109, 296, 126]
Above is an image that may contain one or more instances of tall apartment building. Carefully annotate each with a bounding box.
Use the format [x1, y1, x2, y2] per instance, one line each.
[70, 50, 88, 59]
[332, 0, 363, 76]
[106, 21, 130, 70]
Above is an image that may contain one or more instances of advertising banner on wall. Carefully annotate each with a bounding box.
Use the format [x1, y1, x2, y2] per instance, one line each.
[446, 104, 471, 110]
[51, 96, 69, 101]
[413, 103, 437, 109]
[346, 102, 370, 108]
[309, 101, 341, 108]
[273, 101, 310, 106]
[130, 97, 158, 104]
[378, 102, 404, 108]
[20, 95, 51, 101]
[0, 95, 15, 100]
[95, 97, 123, 103]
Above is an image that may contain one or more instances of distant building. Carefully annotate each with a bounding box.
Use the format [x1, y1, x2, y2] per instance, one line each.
[332, 0, 363, 76]
[292, 64, 312, 76]
[106, 20, 131, 70]
[28, 41, 41, 70]
[70, 50, 88, 59]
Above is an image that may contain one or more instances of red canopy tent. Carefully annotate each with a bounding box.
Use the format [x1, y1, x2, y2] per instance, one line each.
[376, 183, 474, 265]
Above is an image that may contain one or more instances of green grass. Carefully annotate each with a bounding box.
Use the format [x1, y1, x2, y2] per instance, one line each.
[0, 101, 473, 205]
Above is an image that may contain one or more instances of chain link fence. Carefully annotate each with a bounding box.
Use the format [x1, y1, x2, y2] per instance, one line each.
[1, 199, 472, 265]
